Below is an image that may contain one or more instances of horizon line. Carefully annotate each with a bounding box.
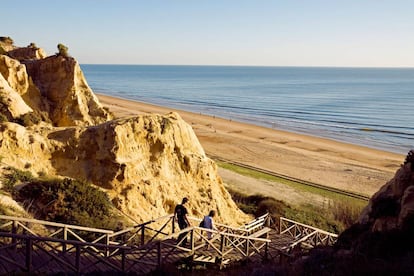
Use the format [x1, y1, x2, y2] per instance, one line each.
[79, 63, 414, 69]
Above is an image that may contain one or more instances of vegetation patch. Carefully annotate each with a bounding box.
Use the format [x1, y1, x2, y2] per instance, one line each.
[57, 43, 69, 57]
[2, 167, 34, 194]
[16, 177, 119, 229]
[0, 167, 123, 230]
[222, 161, 367, 234]
[227, 187, 362, 233]
[14, 111, 51, 126]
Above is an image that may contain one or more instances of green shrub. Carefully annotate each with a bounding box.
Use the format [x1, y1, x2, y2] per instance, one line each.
[284, 204, 344, 233]
[56, 43, 69, 57]
[28, 42, 37, 48]
[17, 178, 116, 229]
[226, 186, 361, 233]
[2, 167, 34, 194]
[331, 200, 364, 228]
[256, 198, 288, 218]
[15, 112, 43, 126]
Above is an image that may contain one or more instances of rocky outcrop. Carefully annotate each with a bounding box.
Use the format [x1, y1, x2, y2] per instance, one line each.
[8, 46, 46, 61]
[0, 37, 15, 52]
[0, 73, 33, 120]
[0, 38, 248, 226]
[24, 55, 112, 126]
[0, 42, 111, 127]
[294, 150, 414, 275]
[0, 55, 46, 118]
[358, 150, 414, 231]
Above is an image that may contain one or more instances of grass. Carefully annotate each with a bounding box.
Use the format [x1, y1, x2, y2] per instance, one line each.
[217, 161, 367, 233]
[217, 160, 367, 206]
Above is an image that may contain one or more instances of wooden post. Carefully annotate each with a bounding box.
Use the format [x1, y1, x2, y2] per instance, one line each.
[157, 241, 162, 268]
[220, 233, 225, 263]
[190, 229, 194, 251]
[141, 226, 145, 247]
[279, 217, 282, 235]
[12, 220, 17, 251]
[63, 226, 67, 253]
[75, 244, 80, 273]
[25, 238, 32, 273]
[106, 233, 110, 257]
[121, 248, 126, 272]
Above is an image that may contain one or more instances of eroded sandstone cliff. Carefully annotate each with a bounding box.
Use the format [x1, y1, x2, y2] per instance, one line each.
[293, 150, 414, 275]
[0, 39, 248, 226]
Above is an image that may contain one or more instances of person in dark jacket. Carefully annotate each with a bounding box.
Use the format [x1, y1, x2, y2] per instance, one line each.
[174, 197, 191, 246]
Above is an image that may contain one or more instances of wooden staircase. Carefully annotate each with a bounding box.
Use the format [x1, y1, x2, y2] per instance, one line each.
[0, 214, 337, 274]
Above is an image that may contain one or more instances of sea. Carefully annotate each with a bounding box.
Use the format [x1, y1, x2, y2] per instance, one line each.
[80, 65, 414, 155]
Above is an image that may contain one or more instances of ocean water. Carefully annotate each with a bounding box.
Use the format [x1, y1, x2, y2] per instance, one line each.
[81, 65, 414, 154]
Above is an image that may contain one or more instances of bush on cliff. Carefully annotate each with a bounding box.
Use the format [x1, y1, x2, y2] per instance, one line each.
[56, 43, 69, 57]
[14, 111, 51, 126]
[16, 177, 119, 230]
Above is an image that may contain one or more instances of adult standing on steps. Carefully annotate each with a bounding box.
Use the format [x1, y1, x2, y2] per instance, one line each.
[174, 197, 191, 246]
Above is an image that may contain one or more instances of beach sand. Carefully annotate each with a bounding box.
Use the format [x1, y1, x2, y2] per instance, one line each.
[97, 94, 405, 198]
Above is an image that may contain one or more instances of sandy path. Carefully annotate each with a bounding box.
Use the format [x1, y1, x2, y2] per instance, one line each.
[97, 94, 404, 197]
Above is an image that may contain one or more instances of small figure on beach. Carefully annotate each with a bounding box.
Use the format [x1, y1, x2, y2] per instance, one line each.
[201, 210, 217, 239]
[174, 197, 191, 246]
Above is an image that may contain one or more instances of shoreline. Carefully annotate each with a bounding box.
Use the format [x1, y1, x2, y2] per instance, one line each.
[97, 93, 405, 197]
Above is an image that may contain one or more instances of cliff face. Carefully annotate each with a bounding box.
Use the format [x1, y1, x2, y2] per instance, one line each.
[24, 55, 112, 126]
[295, 150, 414, 275]
[0, 55, 44, 120]
[0, 49, 111, 126]
[358, 150, 414, 232]
[8, 46, 46, 61]
[0, 40, 248, 226]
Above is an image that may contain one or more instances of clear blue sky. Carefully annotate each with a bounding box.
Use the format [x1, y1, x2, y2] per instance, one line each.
[3, 0, 414, 67]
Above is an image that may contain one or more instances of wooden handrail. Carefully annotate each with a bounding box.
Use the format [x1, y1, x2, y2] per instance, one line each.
[278, 216, 337, 252]
[0, 215, 114, 234]
[280, 217, 338, 237]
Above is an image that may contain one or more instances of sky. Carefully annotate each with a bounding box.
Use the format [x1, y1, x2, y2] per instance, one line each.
[2, 0, 414, 67]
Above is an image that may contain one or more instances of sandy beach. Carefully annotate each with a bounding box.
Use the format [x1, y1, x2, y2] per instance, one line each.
[97, 94, 405, 198]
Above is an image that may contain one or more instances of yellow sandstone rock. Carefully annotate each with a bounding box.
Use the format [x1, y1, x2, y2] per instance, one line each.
[0, 41, 249, 226]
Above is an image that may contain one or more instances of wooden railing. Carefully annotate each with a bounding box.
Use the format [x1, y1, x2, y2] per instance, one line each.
[279, 217, 338, 252]
[0, 214, 337, 272]
[0, 215, 114, 256]
[0, 232, 133, 274]
[0, 214, 272, 273]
